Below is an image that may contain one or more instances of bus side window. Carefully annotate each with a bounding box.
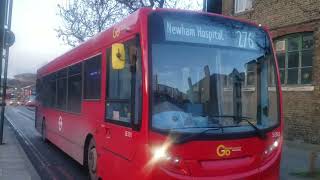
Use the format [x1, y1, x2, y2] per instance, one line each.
[43, 73, 57, 108]
[106, 36, 142, 130]
[36, 78, 42, 104]
[84, 55, 102, 100]
[57, 68, 68, 110]
[67, 63, 82, 113]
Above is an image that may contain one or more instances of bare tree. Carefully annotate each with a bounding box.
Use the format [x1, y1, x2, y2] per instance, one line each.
[163, 0, 202, 10]
[57, 0, 202, 47]
[56, 0, 126, 47]
[116, 0, 202, 12]
[116, 0, 165, 13]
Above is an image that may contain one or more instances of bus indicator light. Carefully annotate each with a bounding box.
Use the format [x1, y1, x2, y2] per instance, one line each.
[58, 116, 63, 132]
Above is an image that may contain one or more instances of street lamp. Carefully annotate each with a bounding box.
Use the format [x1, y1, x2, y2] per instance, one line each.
[0, 0, 14, 144]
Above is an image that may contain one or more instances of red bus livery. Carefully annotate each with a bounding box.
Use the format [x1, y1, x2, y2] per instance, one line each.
[36, 8, 283, 180]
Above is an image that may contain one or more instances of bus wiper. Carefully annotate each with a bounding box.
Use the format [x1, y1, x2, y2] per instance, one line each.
[171, 126, 222, 144]
[212, 115, 266, 139]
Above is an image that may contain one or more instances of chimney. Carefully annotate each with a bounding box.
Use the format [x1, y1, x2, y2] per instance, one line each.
[203, 0, 222, 14]
[204, 65, 210, 77]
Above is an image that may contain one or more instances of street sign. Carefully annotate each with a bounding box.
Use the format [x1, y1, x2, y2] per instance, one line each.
[5, 29, 15, 47]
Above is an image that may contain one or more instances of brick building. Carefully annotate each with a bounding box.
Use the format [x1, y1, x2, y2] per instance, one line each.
[221, 0, 320, 143]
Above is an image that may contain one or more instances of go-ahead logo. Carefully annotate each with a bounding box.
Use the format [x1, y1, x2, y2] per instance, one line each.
[112, 27, 121, 38]
[216, 145, 242, 157]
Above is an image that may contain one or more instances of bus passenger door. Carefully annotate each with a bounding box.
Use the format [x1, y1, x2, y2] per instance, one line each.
[98, 37, 143, 178]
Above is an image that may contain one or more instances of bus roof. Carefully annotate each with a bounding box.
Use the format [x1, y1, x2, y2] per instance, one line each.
[37, 8, 151, 77]
[37, 7, 269, 78]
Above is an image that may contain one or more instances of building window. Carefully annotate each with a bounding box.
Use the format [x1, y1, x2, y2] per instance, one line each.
[246, 60, 256, 86]
[275, 33, 314, 85]
[84, 55, 101, 99]
[234, 0, 253, 14]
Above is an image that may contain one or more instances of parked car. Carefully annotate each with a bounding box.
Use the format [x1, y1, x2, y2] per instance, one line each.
[9, 98, 21, 106]
[25, 95, 36, 107]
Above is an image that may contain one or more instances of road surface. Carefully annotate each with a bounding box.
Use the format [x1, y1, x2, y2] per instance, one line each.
[5, 106, 89, 180]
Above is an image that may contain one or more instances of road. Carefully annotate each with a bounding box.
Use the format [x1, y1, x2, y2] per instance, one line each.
[5, 106, 89, 180]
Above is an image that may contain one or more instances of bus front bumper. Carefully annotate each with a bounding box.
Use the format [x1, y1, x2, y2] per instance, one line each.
[146, 154, 281, 180]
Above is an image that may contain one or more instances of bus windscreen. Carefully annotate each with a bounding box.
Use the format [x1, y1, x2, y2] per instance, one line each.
[149, 12, 279, 137]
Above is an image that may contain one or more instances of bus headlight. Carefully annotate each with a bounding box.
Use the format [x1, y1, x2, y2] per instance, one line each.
[153, 146, 168, 161]
[149, 145, 190, 176]
[149, 143, 171, 165]
[264, 138, 280, 155]
[152, 147, 180, 164]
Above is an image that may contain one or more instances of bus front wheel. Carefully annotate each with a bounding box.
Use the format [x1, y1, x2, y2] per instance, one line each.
[87, 138, 98, 180]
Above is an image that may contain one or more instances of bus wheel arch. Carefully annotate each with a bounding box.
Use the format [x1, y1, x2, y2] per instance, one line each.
[83, 134, 93, 167]
[84, 134, 99, 180]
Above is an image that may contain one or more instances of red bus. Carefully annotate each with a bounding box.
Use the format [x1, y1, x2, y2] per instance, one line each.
[36, 8, 283, 180]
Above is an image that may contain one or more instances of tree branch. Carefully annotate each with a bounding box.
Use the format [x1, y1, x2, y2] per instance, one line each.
[56, 0, 202, 47]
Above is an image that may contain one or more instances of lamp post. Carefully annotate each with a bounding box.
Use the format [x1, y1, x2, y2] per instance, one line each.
[0, 0, 14, 144]
[0, 0, 7, 145]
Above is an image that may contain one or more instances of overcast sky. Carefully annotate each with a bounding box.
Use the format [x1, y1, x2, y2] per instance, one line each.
[8, 0, 202, 78]
[9, 0, 70, 78]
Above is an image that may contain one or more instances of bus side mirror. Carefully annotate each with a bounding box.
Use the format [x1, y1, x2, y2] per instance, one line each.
[112, 43, 126, 70]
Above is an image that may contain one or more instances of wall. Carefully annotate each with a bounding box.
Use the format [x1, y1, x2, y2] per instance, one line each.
[222, 0, 320, 143]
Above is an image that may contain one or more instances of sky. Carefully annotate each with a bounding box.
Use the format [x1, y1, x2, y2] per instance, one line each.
[8, 0, 202, 78]
[9, 0, 70, 78]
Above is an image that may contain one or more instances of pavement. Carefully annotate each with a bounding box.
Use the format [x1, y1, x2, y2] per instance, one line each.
[5, 106, 88, 180]
[0, 121, 40, 180]
[281, 140, 320, 180]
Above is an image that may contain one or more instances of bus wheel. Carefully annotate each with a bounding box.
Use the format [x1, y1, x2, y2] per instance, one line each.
[87, 138, 98, 180]
[41, 120, 47, 142]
